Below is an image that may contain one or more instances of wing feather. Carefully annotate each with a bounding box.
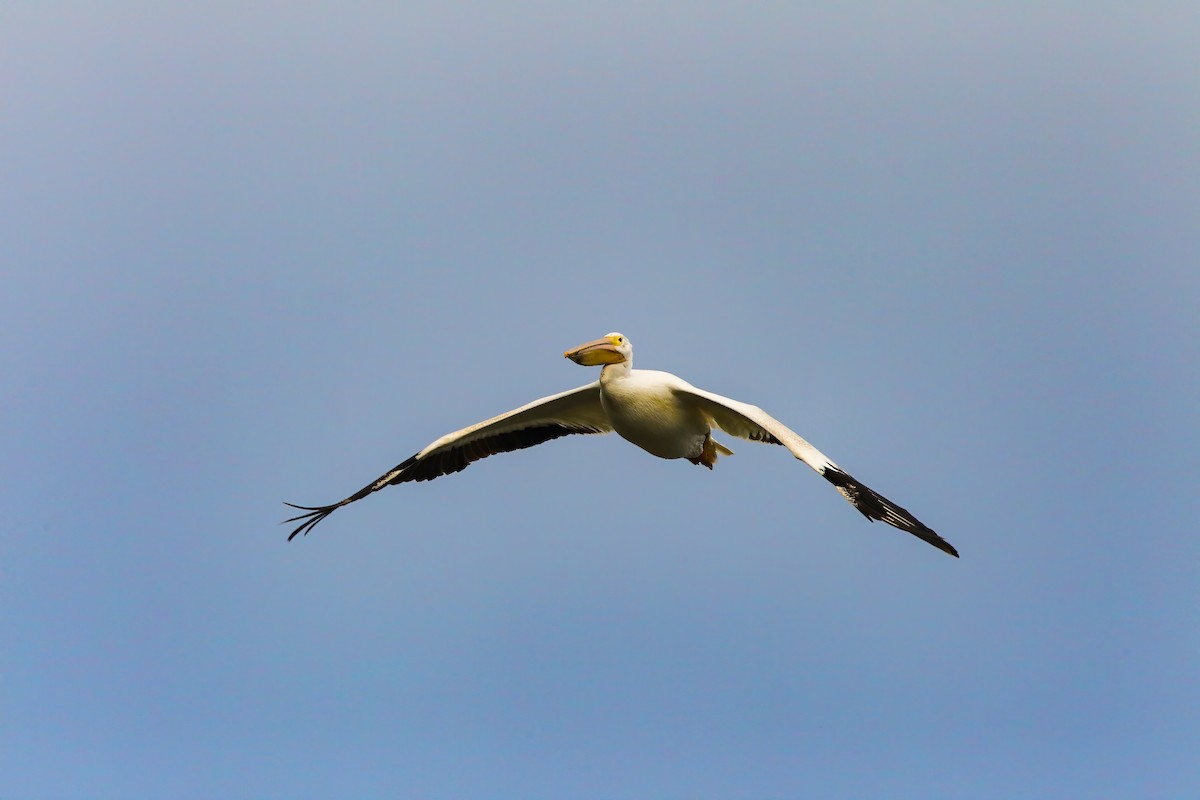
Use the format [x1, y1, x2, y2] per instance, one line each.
[675, 385, 958, 557]
[285, 382, 610, 539]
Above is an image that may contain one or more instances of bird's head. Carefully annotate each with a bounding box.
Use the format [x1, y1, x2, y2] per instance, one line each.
[564, 332, 631, 366]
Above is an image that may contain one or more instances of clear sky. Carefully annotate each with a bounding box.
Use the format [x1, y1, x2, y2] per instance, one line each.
[3, 3, 1198, 798]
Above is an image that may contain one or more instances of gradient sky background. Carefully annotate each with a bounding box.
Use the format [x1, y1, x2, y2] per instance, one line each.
[3, 3, 1198, 798]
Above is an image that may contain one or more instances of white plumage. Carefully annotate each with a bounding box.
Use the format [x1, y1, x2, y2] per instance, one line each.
[286, 332, 957, 557]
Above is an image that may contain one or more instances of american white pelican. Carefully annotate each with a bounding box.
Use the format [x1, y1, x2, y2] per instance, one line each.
[286, 333, 957, 557]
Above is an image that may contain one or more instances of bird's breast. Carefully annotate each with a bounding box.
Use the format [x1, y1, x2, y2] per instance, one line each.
[600, 375, 708, 460]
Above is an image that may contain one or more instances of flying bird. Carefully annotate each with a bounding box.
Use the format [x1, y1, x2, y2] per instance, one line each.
[285, 333, 957, 557]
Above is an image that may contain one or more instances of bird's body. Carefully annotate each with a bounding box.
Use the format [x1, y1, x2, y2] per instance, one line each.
[601, 368, 712, 461]
[286, 333, 958, 557]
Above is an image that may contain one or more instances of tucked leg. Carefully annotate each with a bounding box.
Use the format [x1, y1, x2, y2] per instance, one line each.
[687, 433, 733, 469]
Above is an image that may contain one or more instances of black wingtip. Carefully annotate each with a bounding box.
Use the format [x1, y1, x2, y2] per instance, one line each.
[925, 531, 959, 558]
[282, 502, 338, 541]
[822, 466, 959, 558]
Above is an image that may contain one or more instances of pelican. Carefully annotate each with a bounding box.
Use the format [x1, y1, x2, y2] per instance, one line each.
[285, 333, 957, 557]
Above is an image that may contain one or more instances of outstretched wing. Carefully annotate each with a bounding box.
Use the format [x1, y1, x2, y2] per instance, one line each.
[675, 385, 958, 557]
[285, 382, 611, 540]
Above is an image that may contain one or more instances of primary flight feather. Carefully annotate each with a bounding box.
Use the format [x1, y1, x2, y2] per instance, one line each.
[285, 333, 957, 557]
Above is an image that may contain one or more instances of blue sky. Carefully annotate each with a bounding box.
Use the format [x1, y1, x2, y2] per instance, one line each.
[3, 3, 1198, 797]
